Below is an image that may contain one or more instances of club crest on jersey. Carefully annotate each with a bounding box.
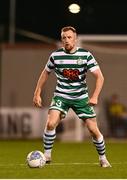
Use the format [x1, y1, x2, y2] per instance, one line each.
[77, 58, 83, 65]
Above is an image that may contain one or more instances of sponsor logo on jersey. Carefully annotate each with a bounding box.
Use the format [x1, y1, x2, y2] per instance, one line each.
[63, 69, 79, 80]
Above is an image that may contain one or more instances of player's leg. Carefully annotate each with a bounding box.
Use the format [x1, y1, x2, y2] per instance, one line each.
[84, 118, 111, 167]
[43, 96, 69, 163]
[73, 98, 111, 167]
[43, 109, 61, 163]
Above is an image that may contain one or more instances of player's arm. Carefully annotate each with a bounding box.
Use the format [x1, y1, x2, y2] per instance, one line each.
[33, 69, 50, 107]
[89, 68, 104, 105]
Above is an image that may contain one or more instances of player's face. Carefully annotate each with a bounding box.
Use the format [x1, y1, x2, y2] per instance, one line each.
[61, 30, 77, 52]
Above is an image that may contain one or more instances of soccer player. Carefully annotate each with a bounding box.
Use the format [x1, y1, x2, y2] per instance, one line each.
[33, 26, 111, 167]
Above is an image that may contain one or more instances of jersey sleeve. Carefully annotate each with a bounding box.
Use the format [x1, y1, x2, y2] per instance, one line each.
[45, 55, 55, 72]
[87, 52, 99, 72]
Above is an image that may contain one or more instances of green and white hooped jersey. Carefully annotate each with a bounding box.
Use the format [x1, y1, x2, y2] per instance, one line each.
[45, 47, 99, 100]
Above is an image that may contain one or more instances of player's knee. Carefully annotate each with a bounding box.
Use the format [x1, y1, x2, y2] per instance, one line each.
[46, 121, 56, 130]
[88, 126, 96, 134]
[89, 128, 95, 136]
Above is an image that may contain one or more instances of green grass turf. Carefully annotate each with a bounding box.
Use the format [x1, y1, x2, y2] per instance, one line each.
[0, 139, 127, 178]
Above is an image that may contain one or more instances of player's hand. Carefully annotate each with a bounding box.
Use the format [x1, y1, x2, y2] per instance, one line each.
[88, 97, 98, 106]
[33, 95, 42, 108]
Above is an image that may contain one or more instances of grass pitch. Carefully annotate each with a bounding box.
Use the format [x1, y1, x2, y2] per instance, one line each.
[0, 139, 127, 178]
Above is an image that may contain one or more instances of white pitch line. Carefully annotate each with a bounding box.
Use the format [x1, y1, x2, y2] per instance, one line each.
[0, 162, 127, 167]
[46, 162, 98, 165]
[46, 162, 127, 166]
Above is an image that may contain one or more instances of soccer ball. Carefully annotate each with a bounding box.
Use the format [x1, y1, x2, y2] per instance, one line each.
[27, 150, 46, 168]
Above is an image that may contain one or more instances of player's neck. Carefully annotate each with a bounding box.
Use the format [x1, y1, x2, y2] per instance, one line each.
[64, 46, 77, 54]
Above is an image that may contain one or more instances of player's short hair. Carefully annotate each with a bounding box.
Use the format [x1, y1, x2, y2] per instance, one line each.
[61, 26, 77, 34]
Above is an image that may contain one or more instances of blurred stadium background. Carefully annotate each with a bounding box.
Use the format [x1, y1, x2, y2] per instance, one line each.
[0, 0, 127, 141]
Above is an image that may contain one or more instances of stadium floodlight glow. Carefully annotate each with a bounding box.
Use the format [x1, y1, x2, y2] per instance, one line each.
[68, 3, 81, 14]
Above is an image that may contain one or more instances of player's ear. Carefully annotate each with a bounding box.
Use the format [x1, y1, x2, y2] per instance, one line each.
[75, 35, 78, 43]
